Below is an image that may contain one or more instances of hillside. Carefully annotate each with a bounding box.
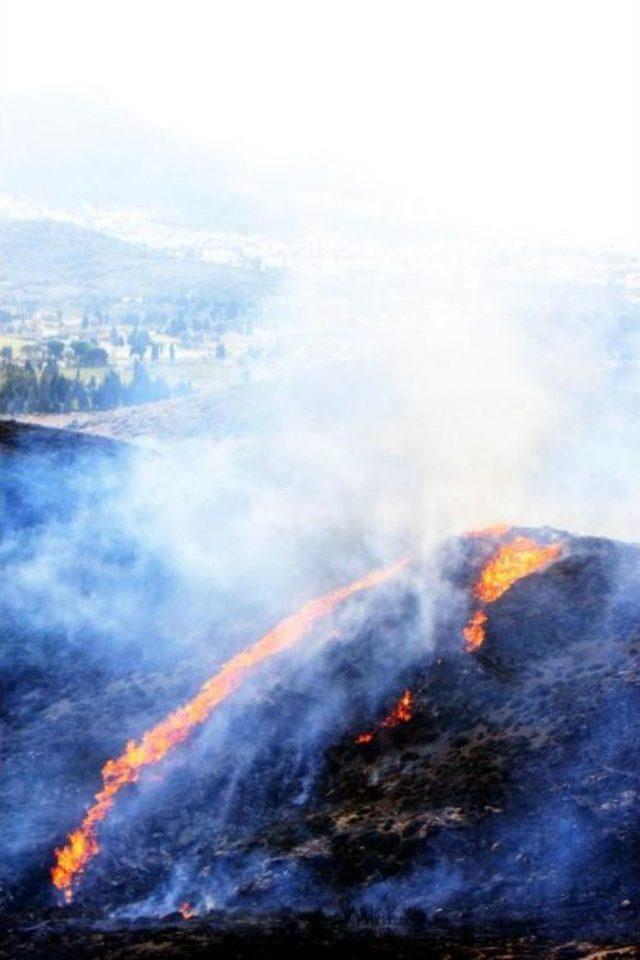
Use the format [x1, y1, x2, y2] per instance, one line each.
[0, 423, 637, 957]
[0, 219, 270, 304]
[1, 93, 249, 230]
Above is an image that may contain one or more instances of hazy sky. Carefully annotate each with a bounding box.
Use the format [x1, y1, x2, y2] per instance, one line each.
[2, 0, 639, 247]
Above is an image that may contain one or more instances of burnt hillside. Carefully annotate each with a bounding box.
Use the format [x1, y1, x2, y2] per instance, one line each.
[1, 422, 638, 958]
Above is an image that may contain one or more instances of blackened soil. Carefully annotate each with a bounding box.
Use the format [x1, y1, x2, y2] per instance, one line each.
[0, 913, 638, 960]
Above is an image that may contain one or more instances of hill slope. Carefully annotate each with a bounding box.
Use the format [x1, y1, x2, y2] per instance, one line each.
[0, 219, 270, 303]
[0, 424, 637, 956]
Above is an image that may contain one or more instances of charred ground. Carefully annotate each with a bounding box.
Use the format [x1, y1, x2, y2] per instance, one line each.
[1, 422, 638, 958]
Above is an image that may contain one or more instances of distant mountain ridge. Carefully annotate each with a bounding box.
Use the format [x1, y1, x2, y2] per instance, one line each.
[1, 92, 252, 231]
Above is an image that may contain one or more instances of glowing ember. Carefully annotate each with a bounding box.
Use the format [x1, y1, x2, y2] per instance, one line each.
[179, 902, 195, 920]
[51, 557, 410, 902]
[354, 731, 374, 745]
[355, 689, 413, 743]
[463, 536, 563, 650]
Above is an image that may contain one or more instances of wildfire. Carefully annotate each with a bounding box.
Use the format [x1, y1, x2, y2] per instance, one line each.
[355, 533, 562, 742]
[355, 688, 413, 744]
[354, 532, 563, 744]
[463, 536, 563, 650]
[51, 557, 410, 902]
[179, 901, 195, 920]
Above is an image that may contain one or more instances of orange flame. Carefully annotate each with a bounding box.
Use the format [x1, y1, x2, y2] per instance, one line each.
[382, 688, 413, 727]
[355, 688, 413, 743]
[463, 536, 562, 650]
[462, 608, 487, 651]
[472, 536, 563, 605]
[51, 557, 410, 902]
[179, 901, 195, 920]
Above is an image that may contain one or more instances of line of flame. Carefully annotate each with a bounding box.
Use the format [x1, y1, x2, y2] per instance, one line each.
[354, 688, 413, 744]
[355, 534, 563, 745]
[463, 536, 563, 649]
[51, 557, 410, 901]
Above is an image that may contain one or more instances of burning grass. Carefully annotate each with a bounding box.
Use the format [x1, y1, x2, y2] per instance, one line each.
[463, 535, 563, 650]
[51, 559, 410, 902]
[2, 426, 637, 951]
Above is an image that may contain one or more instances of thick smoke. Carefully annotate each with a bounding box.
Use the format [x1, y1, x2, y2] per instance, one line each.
[1, 230, 637, 921]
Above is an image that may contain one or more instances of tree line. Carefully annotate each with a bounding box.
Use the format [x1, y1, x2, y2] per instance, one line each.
[0, 358, 189, 416]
